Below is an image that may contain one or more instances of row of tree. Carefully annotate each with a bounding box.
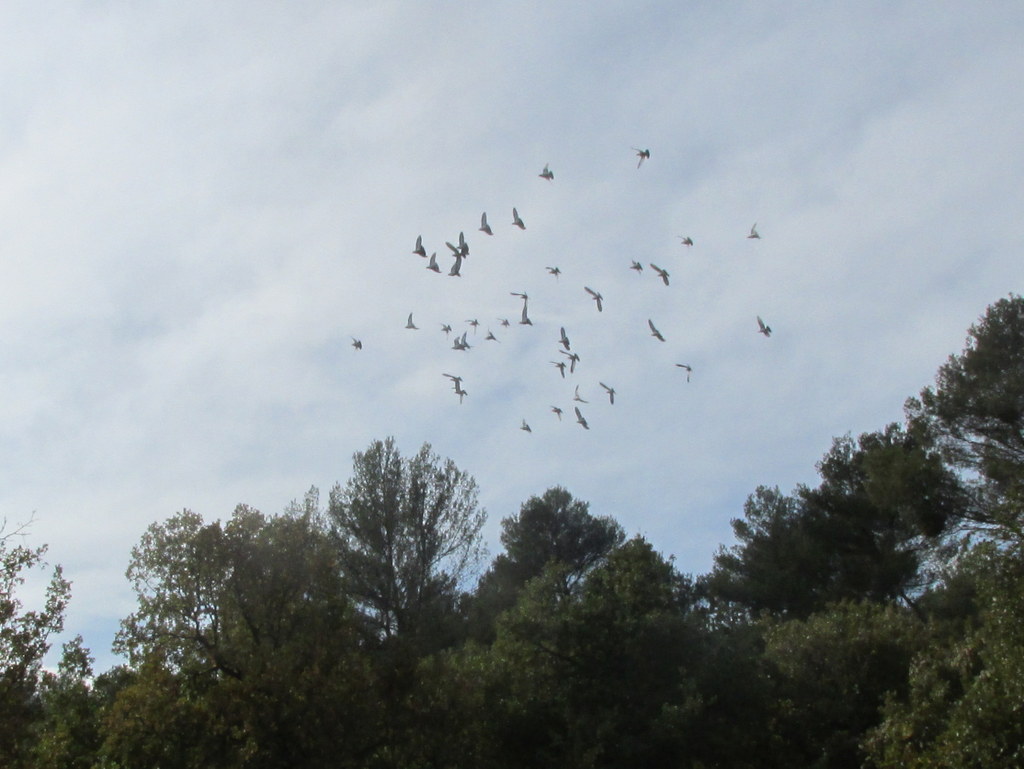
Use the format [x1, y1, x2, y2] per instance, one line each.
[2, 294, 1023, 767]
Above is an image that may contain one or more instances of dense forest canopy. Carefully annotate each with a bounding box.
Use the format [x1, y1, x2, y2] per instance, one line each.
[3, 295, 1024, 767]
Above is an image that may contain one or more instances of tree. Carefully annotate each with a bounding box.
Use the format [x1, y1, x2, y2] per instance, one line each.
[326, 437, 485, 648]
[0, 518, 71, 768]
[470, 486, 624, 641]
[481, 537, 702, 769]
[866, 541, 1024, 768]
[707, 425, 959, 619]
[111, 505, 378, 768]
[759, 601, 927, 769]
[705, 485, 819, 618]
[907, 294, 1024, 530]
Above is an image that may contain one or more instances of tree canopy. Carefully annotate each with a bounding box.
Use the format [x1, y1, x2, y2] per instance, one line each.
[0, 519, 70, 768]
[327, 437, 485, 650]
[7, 296, 1024, 768]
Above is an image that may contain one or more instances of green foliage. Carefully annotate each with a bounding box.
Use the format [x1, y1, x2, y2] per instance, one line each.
[470, 486, 624, 642]
[760, 601, 928, 768]
[110, 505, 379, 768]
[0, 520, 71, 768]
[707, 425, 959, 619]
[483, 537, 702, 769]
[31, 636, 103, 769]
[907, 294, 1024, 525]
[866, 543, 1024, 768]
[327, 437, 485, 650]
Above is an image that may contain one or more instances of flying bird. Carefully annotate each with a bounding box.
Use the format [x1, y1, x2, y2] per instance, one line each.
[574, 406, 590, 430]
[512, 207, 526, 229]
[498, 318, 511, 328]
[444, 373, 468, 402]
[648, 319, 665, 342]
[519, 301, 533, 326]
[559, 327, 570, 351]
[405, 313, 418, 330]
[448, 251, 463, 276]
[520, 419, 532, 433]
[539, 163, 554, 180]
[748, 222, 760, 239]
[453, 332, 471, 351]
[584, 286, 603, 312]
[512, 292, 532, 325]
[630, 261, 644, 273]
[650, 263, 670, 285]
[632, 147, 650, 167]
[678, 236, 694, 246]
[466, 319, 480, 333]
[573, 385, 588, 403]
[479, 212, 493, 236]
[560, 349, 580, 373]
[551, 360, 567, 378]
[351, 338, 362, 350]
[441, 323, 452, 336]
[458, 231, 469, 256]
[413, 235, 427, 257]
[675, 363, 692, 382]
[551, 406, 563, 420]
[546, 266, 561, 279]
[599, 382, 616, 404]
[757, 316, 772, 337]
[485, 329, 499, 342]
[426, 252, 441, 272]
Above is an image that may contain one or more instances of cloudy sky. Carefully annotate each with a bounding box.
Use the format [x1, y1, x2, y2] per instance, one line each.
[3, 2, 1021, 671]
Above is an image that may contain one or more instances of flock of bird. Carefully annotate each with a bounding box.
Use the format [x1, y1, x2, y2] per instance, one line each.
[351, 147, 771, 434]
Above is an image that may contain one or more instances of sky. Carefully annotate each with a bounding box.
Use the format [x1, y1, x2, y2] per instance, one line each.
[1, 2, 1022, 672]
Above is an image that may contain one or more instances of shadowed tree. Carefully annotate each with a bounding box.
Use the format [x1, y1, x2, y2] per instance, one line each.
[480, 537, 701, 769]
[111, 505, 377, 768]
[30, 636, 102, 769]
[707, 425, 962, 619]
[866, 541, 1024, 768]
[469, 487, 624, 641]
[326, 438, 485, 650]
[759, 601, 928, 769]
[907, 294, 1024, 532]
[0, 519, 71, 769]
